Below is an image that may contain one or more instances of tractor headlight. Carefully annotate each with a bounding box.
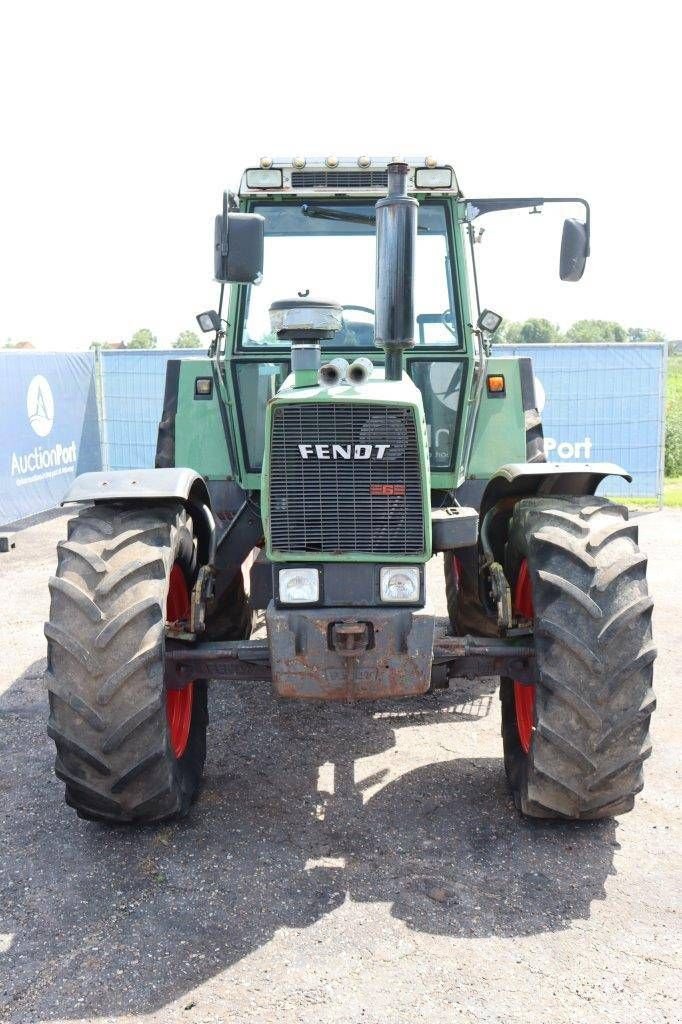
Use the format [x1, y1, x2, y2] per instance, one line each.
[278, 568, 320, 604]
[415, 167, 453, 189]
[379, 566, 420, 603]
[245, 168, 283, 189]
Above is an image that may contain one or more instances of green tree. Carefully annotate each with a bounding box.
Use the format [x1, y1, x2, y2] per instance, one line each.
[565, 319, 628, 343]
[173, 330, 202, 349]
[497, 320, 522, 344]
[518, 318, 561, 344]
[628, 327, 666, 343]
[128, 328, 157, 349]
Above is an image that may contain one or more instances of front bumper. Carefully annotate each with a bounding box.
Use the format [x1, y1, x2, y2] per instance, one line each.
[266, 603, 435, 701]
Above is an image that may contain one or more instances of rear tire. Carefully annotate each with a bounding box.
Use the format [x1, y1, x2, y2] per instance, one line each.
[501, 495, 656, 819]
[45, 502, 208, 824]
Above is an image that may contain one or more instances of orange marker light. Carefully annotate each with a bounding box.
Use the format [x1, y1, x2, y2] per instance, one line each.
[487, 374, 506, 394]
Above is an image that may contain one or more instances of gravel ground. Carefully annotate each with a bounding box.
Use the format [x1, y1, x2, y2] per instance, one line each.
[0, 509, 680, 1024]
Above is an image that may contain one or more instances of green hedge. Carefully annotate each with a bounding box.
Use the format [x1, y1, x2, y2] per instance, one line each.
[666, 411, 682, 476]
[666, 357, 682, 477]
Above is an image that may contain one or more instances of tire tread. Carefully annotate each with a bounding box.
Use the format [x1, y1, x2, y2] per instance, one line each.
[501, 495, 655, 820]
[45, 502, 207, 824]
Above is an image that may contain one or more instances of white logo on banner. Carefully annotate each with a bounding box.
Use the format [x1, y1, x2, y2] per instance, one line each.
[27, 375, 55, 437]
[10, 373, 77, 487]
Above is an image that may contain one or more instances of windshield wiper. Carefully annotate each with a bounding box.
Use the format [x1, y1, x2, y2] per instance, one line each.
[300, 204, 376, 226]
[300, 204, 432, 233]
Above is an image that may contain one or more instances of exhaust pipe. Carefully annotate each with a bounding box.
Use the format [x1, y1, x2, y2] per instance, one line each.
[318, 357, 350, 386]
[347, 357, 374, 384]
[374, 161, 418, 381]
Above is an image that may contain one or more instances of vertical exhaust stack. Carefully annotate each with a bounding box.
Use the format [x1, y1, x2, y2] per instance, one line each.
[374, 161, 418, 381]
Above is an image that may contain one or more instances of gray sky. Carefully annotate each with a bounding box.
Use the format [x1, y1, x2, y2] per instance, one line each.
[0, 0, 678, 350]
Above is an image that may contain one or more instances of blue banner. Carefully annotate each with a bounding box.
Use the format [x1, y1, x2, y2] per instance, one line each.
[0, 352, 101, 526]
[493, 343, 666, 498]
[0, 342, 667, 526]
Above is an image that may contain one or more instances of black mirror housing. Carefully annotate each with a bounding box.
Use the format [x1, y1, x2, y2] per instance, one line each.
[560, 218, 589, 282]
[214, 211, 265, 284]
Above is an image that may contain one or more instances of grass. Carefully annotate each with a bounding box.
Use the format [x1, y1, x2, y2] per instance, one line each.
[664, 477, 682, 506]
[628, 478, 682, 509]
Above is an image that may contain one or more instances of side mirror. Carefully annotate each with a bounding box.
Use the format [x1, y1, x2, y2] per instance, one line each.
[214, 200, 264, 284]
[560, 218, 589, 282]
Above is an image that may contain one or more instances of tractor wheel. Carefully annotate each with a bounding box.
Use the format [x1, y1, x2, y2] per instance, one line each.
[204, 570, 254, 641]
[500, 495, 656, 819]
[45, 502, 208, 824]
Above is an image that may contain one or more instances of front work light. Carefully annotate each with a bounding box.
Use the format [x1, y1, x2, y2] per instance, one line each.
[380, 566, 419, 603]
[279, 568, 320, 604]
[245, 168, 283, 189]
[477, 309, 503, 334]
[196, 310, 221, 333]
[194, 377, 213, 397]
[415, 167, 453, 189]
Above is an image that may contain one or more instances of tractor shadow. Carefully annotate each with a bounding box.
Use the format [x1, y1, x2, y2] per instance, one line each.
[0, 651, 619, 1021]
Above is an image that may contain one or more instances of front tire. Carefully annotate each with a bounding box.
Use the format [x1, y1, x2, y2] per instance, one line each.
[45, 502, 207, 824]
[501, 495, 656, 819]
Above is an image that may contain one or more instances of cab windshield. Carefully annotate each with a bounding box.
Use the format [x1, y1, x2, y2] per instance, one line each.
[240, 201, 460, 348]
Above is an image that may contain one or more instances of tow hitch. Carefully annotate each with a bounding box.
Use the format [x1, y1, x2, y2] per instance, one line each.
[329, 621, 372, 656]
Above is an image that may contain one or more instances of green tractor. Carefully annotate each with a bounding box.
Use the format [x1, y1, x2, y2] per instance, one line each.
[45, 157, 656, 825]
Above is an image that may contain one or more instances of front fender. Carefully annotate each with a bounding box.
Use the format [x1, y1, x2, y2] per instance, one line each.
[62, 467, 211, 508]
[61, 468, 214, 563]
[480, 461, 632, 522]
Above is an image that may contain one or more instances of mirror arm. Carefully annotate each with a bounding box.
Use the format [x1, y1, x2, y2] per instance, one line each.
[467, 196, 591, 254]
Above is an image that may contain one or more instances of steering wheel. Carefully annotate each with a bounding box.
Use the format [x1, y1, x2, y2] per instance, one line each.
[342, 304, 375, 317]
[338, 304, 375, 347]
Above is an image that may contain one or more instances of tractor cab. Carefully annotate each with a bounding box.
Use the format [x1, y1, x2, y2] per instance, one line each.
[218, 159, 473, 487]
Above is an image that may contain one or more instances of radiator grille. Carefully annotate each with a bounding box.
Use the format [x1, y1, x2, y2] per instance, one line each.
[269, 403, 425, 555]
[290, 170, 388, 189]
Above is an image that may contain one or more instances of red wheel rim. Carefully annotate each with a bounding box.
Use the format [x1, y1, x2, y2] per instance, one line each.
[165, 562, 193, 759]
[452, 555, 463, 589]
[513, 559, 535, 754]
